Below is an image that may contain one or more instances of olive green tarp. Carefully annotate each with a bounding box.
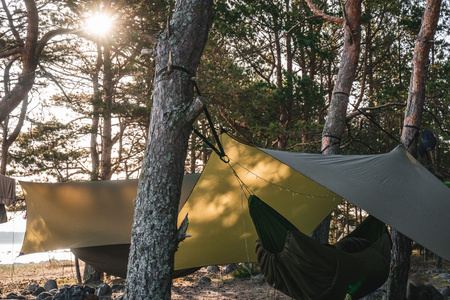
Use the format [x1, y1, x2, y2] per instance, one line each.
[249, 195, 391, 300]
[70, 245, 199, 279]
[19, 133, 450, 276]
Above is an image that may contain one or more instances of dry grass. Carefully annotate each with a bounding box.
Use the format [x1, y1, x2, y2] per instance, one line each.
[0, 260, 81, 295]
[409, 251, 450, 290]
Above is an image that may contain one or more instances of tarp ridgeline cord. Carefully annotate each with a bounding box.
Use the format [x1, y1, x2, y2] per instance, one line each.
[349, 102, 402, 146]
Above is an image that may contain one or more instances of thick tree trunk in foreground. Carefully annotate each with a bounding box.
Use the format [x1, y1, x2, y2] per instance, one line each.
[304, 0, 362, 244]
[384, 1, 441, 299]
[124, 1, 213, 299]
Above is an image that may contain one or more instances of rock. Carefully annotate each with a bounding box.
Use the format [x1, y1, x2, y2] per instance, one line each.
[48, 289, 59, 296]
[53, 285, 84, 300]
[44, 279, 58, 291]
[20, 290, 31, 296]
[27, 284, 40, 292]
[82, 285, 96, 295]
[85, 295, 100, 300]
[32, 286, 46, 296]
[198, 276, 211, 284]
[5, 293, 25, 299]
[95, 283, 112, 297]
[439, 274, 450, 279]
[427, 269, 442, 274]
[35, 292, 54, 300]
[111, 284, 125, 293]
[442, 287, 450, 299]
[250, 274, 264, 281]
[223, 263, 237, 274]
[407, 283, 444, 300]
[207, 265, 220, 273]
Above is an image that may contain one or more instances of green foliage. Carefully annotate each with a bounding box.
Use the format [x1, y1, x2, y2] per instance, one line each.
[1, 0, 449, 181]
[398, 1, 425, 36]
[10, 120, 90, 182]
[232, 263, 260, 279]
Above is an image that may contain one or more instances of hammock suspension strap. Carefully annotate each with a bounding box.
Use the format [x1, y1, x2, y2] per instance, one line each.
[349, 102, 402, 145]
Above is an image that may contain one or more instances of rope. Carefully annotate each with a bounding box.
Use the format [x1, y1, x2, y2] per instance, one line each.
[350, 103, 402, 145]
[404, 124, 421, 150]
[320, 142, 341, 154]
[320, 135, 341, 153]
[155, 65, 192, 79]
[404, 124, 421, 131]
[228, 156, 337, 199]
[11, 212, 16, 282]
[228, 162, 253, 197]
[239, 188, 252, 277]
[323, 134, 341, 141]
[226, 162, 254, 277]
[155, 63, 227, 161]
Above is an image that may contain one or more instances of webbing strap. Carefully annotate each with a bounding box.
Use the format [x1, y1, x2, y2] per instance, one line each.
[156, 65, 192, 79]
[192, 126, 227, 161]
[155, 64, 226, 160]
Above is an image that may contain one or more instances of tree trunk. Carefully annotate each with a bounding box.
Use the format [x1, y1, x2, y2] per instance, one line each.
[0, 0, 38, 123]
[100, 38, 114, 180]
[1, 96, 28, 175]
[74, 256, 82, 285]
[304, 0, 362, 243]
[124, 0, 213, 299]
[189, 133, 196, 174]
[384, 1, 441, 299]
[83, 263, 103, 285]
[90, 44, 102, 181]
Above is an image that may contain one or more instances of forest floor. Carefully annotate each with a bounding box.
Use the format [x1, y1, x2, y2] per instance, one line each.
[0, 251, 448, 299]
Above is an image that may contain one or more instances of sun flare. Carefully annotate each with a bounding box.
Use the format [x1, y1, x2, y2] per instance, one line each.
[86, 13, 113, 36]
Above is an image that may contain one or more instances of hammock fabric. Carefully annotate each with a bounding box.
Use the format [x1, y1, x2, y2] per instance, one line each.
[248, 195, 391, 300]
[71, 244, 199, 279]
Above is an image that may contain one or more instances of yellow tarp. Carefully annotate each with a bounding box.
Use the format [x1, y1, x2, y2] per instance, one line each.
[20, 175, 199, 255]
[20, 134, 341, 270]
[175, 134, 341, 269]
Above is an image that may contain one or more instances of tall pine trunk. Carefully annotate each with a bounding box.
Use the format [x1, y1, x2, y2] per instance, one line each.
[124, 0, 213, 299]
[304, 0, 362, 243]
[384, 1, 441, 299]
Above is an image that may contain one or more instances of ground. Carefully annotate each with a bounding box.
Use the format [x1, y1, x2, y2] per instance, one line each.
[0, 252, 448, 299]
[0, 261, 291, 299]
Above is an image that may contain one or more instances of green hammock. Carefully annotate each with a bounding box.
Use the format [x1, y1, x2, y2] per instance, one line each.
[248, 195, 391, 300]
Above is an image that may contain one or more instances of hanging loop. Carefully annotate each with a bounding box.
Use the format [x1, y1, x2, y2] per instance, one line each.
[220, 155, 230, 164]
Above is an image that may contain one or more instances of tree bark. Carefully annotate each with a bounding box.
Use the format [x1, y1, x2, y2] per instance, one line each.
[83, 263, 103, 284]
[90, 44, 102, 181]
[320, 0, 361, 156]
[124, 0, 213, 299]
[304, 0, 362, 243]
[384, 1, 441, 299]
[1, 96, 28, 175]
[100, 40, 114, 180]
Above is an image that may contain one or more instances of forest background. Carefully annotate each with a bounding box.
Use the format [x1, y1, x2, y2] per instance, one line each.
[1, 0, 450, 298]
[2, 0, 449, 235]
